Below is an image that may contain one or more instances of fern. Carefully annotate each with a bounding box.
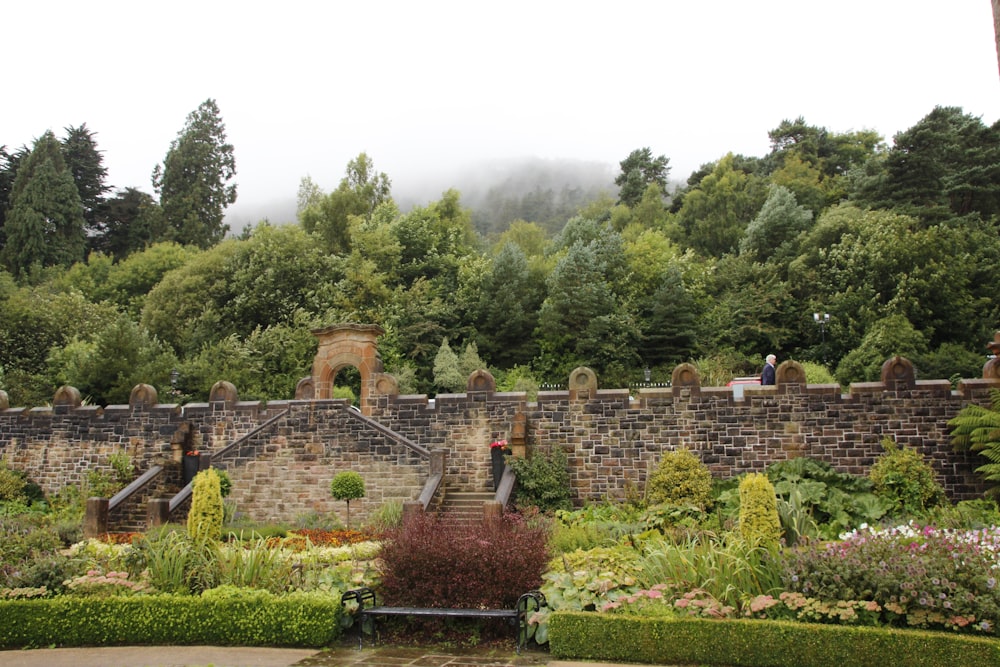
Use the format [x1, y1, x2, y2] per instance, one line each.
[949, 389, 1000, 496]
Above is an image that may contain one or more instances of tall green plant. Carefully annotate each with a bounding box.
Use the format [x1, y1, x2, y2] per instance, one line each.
[950, 388, 1000, 499]
[129, 529, 195, 594]
[637, 531, 783, 609]
[738, 473, 781, 545]
[188, 468, 224, 542]
[215, 537, 292, 593]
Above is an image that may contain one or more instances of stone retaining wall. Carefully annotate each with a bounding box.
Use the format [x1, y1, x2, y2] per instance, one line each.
[1, 364, 997, 527]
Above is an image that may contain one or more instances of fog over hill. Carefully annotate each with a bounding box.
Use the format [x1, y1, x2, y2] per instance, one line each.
[223, 157, 620, 238]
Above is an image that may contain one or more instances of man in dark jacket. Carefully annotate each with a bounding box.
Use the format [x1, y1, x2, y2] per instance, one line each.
[760, 354, 776, 385]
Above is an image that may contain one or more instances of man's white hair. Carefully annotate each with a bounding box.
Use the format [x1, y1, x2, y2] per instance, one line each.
[766, 354, 776, 363]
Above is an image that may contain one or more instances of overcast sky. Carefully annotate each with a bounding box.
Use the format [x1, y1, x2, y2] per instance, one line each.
[5, 1, 1000, 225]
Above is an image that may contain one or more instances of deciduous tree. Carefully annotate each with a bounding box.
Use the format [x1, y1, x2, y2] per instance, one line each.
[299, 153, 391, 254]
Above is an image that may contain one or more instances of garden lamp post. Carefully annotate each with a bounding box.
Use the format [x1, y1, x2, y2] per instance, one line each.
[644, 367, 651, 386]
[813, 312, 830, 364]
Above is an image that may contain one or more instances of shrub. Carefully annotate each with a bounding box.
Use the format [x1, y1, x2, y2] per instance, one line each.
[869, 439, 945, 516]
[507, 446, 573, 512]
[1, 517, 63, 586]
[0, 590, 342, 647]
[188, 468, 224, 542]
[645, 447, 713, 510]
[738, 473, 782, 545]
[377, 512, 549, 609]
[215, 468, 232, 498]
[781, 523, 1000, 634]
[0, 463, 27, 503]
[6, 553, 87, 594]
[548, 612, 1000, 667]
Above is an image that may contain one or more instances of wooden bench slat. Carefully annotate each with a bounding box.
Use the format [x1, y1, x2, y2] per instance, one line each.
[366, 606, 517, 619]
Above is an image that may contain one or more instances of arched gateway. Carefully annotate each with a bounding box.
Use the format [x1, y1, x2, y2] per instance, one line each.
[304, 323, 398, 414]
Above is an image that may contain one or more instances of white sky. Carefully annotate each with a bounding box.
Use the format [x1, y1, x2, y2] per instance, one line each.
[4, 1, 999, 224]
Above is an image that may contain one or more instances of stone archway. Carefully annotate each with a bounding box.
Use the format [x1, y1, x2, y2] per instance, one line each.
[310, 324, 385, 413]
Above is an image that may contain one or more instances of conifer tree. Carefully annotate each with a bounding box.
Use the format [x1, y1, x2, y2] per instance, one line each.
[433, 338, 464, 392]
[61, 123, 109, 241]
[153, 99, 237, 248]
[1, 131, 85, 275]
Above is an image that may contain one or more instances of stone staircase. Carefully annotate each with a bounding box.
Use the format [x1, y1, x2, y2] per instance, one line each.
[436, 489, 495, 525]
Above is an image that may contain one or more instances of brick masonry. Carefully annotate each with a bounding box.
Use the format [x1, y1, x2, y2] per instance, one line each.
[0, 363, 997, 529]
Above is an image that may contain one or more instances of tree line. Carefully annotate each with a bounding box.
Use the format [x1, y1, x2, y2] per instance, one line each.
[1, 103, 998, 407]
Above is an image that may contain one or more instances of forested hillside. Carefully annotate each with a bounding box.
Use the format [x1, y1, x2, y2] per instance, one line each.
[1, 101, 998, 407]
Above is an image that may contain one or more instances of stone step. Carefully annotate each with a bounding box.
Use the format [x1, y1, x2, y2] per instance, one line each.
[436, 491, 494, 525]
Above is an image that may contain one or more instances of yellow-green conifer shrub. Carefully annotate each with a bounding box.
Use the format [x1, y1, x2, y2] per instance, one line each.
[188, 468, 224, 542]
[645, 447, 713, 510]
[738, 472, 782, 545]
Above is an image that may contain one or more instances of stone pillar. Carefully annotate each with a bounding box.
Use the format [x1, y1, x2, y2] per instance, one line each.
[148, 498, 171, 527]
[84, 497, 109, 538]
[510, 413, 527, 458]
[483, 500, 503, 523]
[402, 500, 424, 527]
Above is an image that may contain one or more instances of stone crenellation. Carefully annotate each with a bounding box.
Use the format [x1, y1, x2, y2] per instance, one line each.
[1, 356, 998, 530]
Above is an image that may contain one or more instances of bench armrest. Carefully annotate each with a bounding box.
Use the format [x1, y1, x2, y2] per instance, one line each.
[341, 586, 377, 610]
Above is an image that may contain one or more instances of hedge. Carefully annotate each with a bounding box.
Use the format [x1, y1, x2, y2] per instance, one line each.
[548, 612, 1000, 667]
[0, 589, 342, 648]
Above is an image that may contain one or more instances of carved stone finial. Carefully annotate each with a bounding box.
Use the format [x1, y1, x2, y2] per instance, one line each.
[129, 384, 158, 410]
[568, 367, 598, 398]
[466, 369, 496, 393]
[881, 356, 916, 388]
[671, 363, 700, 387]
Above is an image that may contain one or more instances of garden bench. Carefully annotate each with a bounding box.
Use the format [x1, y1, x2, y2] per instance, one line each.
[340, 587, 546, 653]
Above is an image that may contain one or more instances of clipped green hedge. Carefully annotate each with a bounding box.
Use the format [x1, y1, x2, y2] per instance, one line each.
[0, 589, 342, 648]
[548, 612, 1000, 667]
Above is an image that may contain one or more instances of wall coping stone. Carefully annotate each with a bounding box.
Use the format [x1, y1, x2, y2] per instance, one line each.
[958, 377, 1000, 399]
[913, 380, 956, 396]
[182, 403, 211, 416]
[151, 404, 183, 416]
[700, 387, 733, 399]
[849, 381, 885, 393]
[805, 384, 842, 397]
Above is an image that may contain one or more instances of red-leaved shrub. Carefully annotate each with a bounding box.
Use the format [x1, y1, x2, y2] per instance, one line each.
[377, 513, 550, 609]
